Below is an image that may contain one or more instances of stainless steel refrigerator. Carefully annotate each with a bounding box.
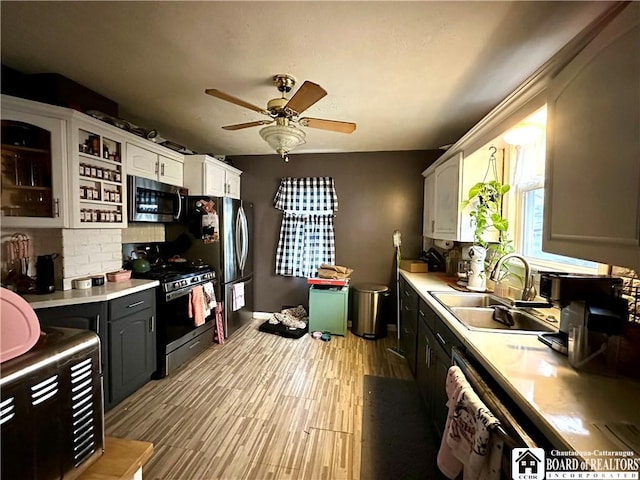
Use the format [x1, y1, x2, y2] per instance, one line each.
[169, 197, 253, 339]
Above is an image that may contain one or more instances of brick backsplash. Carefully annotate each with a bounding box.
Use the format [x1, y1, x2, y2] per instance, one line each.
[61, 229, 122, 289]
[121, 224, 165, 243]
[1, 227, 123, 290]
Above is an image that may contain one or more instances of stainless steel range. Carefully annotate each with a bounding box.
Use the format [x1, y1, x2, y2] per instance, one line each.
[133, 264, 217, 378]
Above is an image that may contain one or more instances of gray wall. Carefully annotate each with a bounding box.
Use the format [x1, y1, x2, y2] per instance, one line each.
[230, 150, 439, 318]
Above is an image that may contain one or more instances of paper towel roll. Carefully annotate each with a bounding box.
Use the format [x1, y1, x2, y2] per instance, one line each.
[434, 239, 454, 250]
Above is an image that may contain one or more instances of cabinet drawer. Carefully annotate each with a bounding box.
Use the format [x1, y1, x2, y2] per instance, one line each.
[432, 315, 461, 356]
[418, 299, 438, 331]
[109, 289, 156, 320]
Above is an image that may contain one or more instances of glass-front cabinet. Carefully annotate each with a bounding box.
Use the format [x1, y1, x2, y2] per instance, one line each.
[71, 120, 126, 228]
[1, 102, 68, 228]
[1, 95, 127, 229]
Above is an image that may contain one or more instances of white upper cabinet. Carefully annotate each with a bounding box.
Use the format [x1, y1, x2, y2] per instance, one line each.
[126, 143, 184, 187]
[432, 155, 461, 240]
[544, 3, 640, 270]
[425, 149, 503, 242]
[183, 155, 242, 199]
[1, 96, 69, 228]
[423, 171, 435, 237]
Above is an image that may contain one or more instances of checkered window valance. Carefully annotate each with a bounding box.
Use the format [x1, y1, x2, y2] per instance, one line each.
[273, 177, 338, 213]
[273, 177, 338, 277]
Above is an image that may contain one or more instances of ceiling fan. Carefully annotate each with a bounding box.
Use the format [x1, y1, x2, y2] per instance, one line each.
[205, 74, 356, 161]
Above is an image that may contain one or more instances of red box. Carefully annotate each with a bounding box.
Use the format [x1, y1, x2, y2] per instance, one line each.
[307, 277, 350, 287]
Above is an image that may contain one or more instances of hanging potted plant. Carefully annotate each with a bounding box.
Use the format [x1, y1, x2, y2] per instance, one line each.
[460, 147, 516, 293]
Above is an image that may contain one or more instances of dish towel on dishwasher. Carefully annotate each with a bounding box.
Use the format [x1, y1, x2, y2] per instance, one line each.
[203, 282, 217, 318]
[232, 282, 245, 311]
[437, 366, 503, 480]
[188, 285, 206, 327]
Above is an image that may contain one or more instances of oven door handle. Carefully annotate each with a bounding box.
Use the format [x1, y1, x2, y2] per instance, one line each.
[166, 286, 194, 302]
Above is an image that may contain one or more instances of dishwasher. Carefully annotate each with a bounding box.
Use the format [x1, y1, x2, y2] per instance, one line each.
[450, 347, 547, 479]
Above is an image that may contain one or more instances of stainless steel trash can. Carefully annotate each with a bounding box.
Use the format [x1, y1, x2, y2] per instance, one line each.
[350, 283, 389, 339]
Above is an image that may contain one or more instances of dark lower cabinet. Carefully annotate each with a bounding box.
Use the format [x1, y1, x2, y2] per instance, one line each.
[108, 289, 156, 406]
[34, 288, 157, 410]
[399, 277, 418, 375]
[415, 297, 462, 438]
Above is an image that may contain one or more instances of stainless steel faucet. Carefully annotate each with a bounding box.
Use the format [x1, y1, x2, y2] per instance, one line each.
[490, 253, 537, 301]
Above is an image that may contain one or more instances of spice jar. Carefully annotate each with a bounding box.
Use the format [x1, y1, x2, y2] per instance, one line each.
[89, 136, 100, 156]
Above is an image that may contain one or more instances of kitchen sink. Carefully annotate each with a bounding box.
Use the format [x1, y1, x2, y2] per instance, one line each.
[448, 307, 556, 333]
[430, 292, 508, 308]
[430, 291, 556, 334]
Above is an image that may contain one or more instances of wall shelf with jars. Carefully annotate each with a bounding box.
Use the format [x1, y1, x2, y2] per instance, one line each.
[71, 122, 126, 228]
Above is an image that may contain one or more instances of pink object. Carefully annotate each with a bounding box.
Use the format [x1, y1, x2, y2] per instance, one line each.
[437, 366, 503, 480]
[106, 269, 131, 282]
[188, 285, 205, 327]
[0, 287, 41, 363]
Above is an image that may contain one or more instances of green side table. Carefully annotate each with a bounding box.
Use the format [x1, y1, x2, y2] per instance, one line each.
[308, 285, 349, 336]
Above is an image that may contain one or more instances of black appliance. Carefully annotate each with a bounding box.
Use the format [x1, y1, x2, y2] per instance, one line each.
[0, 326, 104, 480]
[131, 262, 216, 378]
[166, 197, 254, 339]
[127, 175, 187, 223]
[35, 253, 57, 294]
[537, 272, 626, 359]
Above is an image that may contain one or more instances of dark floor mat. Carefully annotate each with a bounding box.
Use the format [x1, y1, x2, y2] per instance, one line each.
[361, 375, 447, 480]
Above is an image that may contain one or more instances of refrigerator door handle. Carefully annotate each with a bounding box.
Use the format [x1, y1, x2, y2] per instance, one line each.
[236, 205, 249, 272]
[235, 207, 243, 271]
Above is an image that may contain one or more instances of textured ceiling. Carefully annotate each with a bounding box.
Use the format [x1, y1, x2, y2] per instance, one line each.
[1, 1, 612, 157]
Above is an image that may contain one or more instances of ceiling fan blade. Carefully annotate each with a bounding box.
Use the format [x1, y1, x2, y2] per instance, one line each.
[285, 81, 327, 115]
[299, 117, 356, 134]
[222, 120, 273, 131]
[205, 89, 268, 115]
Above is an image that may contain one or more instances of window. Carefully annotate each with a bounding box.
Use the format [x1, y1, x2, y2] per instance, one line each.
[506, 106, 600, 273]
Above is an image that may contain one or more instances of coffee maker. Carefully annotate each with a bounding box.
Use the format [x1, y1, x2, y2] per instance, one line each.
[537, 273, 627, 373]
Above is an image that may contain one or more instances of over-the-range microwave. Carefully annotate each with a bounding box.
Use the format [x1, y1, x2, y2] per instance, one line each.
[127, 175, 188, 223]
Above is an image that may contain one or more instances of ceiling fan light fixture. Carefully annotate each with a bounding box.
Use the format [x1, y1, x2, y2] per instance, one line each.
[260, 124, 306, 159]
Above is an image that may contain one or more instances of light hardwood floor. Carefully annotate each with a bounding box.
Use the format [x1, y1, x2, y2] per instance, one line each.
[104, 318, 413, 480]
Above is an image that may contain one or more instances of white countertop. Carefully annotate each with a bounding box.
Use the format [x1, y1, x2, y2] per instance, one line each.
[23, 279, 160, 309]
[401, 270, 640, 455]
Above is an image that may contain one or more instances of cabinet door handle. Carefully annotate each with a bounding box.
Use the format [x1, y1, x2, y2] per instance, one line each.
[431, 220, 435, 233]
[426, 344, 431, 368]
[155, 162, 159, 175]
[127, 300, 145, 308]
[419, 309, 425, 318]
[54, 198, 60, 217]
[161, 163, 165, 176]
[436, 332, 446, 346]
[95, 313, 100, 335]
[149, 315, 155, 333]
